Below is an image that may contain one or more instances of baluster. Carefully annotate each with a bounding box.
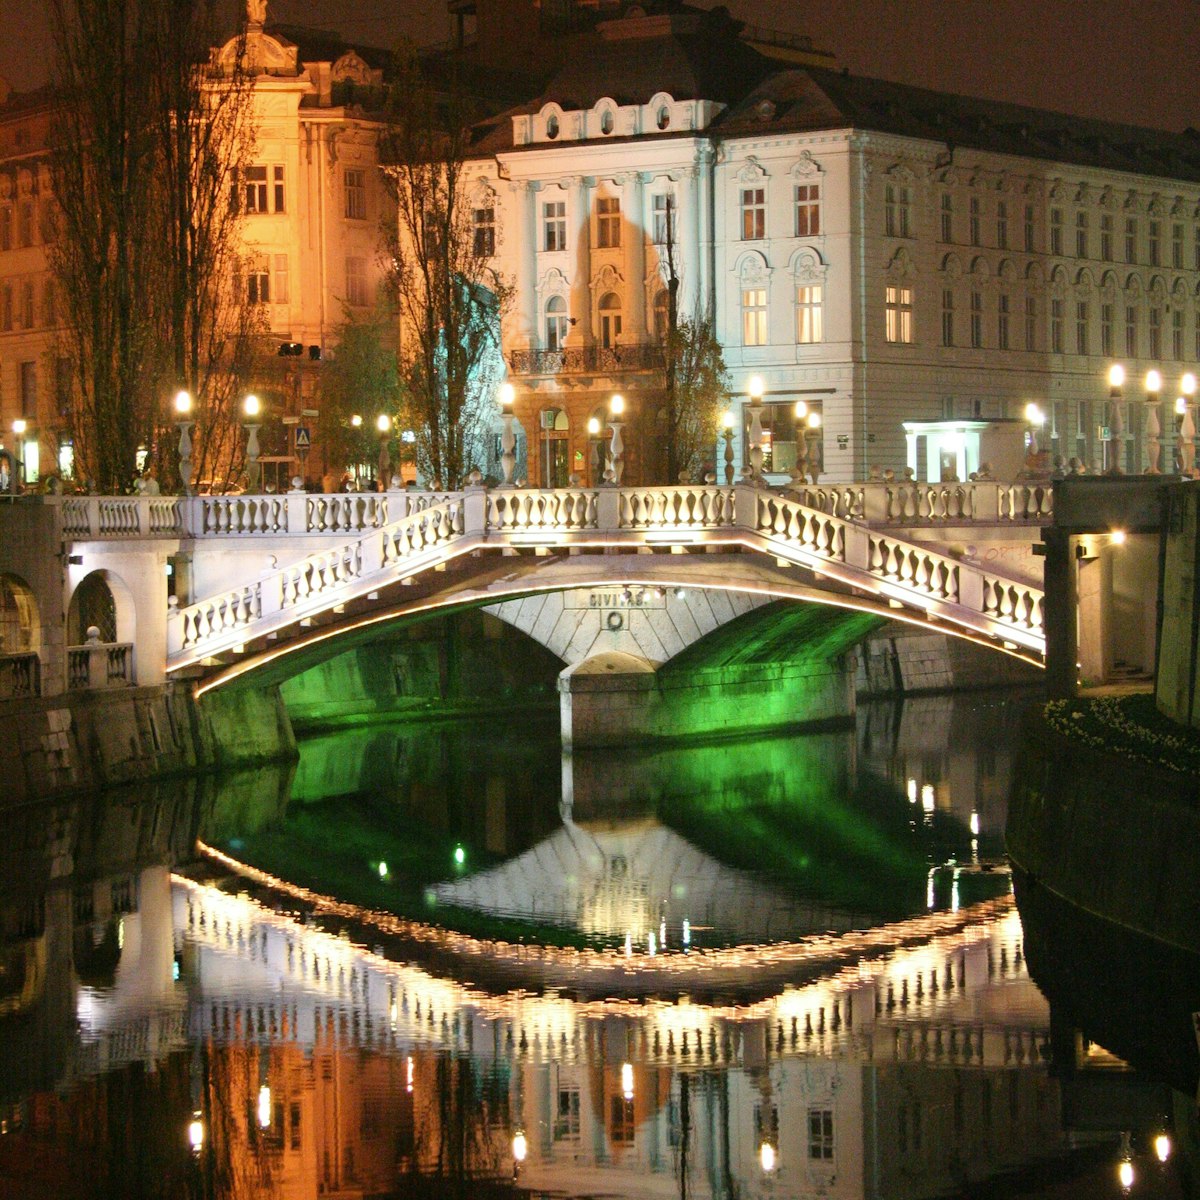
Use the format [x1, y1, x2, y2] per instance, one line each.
[914, 555, 930, 591]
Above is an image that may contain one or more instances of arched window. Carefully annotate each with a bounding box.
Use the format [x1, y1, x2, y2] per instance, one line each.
[656, 106, 670, 131]
[546, 113, 559, 140]
[68, 572, 116, 644]
[600, 109, 614, 135]
[653, 289, 670, 342]
[598, 292, 622, 348]
[0, 574, 38, 654]
[545, 295, 569, 351]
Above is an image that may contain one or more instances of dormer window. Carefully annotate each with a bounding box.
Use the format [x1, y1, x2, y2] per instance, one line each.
[600, 110, 614, 135]
[656, 106, 670, 130]
[546, 114, 559, 140]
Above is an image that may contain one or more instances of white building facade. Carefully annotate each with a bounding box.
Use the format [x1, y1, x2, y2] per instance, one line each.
[463, 8, 1200, 486]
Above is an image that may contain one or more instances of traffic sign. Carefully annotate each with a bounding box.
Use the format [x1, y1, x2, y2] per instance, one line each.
[295, 426, 310, 449]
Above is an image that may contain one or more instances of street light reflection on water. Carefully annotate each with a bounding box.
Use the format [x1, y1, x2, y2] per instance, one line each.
[1, 690, 1192, 1198]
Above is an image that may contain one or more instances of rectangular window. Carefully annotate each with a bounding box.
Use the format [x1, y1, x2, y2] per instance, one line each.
[345, 256, 367, 307]
[940, 193, 953, 243]
[273, 165, 285, 212]
[794, 183, 820, 237]
[1049, 208, 1063, 255]
[1076, 300, 1089, 355]
[1172, 222, 1184, 268]
[885, 284, 913, 343]
[1050, 297, 1063, 353]
[969, 196, 980, 246]
[1101, 302, 1114, 357]
[610, 1095, 635, 1145]
[741, 187, 765, 240]
[472, 206, 495, 257]
[543, 200, 566, 252]
[1173, 308, 1184, 359]
[970, 290, 983, 348]
[808, 1109, 834, 1161]
[1149, 306, 1162, 359]
[996, 200, 1008, 249]
[596, 196, 621, 249]
[17, 201, 32, 248]
[1024, 203, 1035, 251]
[20, 361, 36, 419]
[247, 262, 270, 304]
[742, 287, 767, 345]
[39, 199, 55, 245]
[20, 279, 33, 328]
[998, 292, 1010, 350]
[273, 254, 289, 305]
[243, 165, 269, 213]
[1125, 217, 1137, 263]
[344, 168, 366, 220]
[885, 183, 911, 238]
[1075, 211, 1088, 258]
[0, 283, 11, 330]
[42, 279, 55, 327]
[554, 1089, 581, 1142]
[1024, 296, 1037, 350]
[1148, 219, 1161, 266]
[652, 194, 673, 245]
[0, 206, 10, 251]
[796, 284, 823, 343]
[1100, 213, 1113, 261]
[941, 288, 954, 347]
[1125, 304, 1138, 357]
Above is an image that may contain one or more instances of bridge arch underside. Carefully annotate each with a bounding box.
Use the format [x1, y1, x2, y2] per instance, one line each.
[193, 554, 1039, 756]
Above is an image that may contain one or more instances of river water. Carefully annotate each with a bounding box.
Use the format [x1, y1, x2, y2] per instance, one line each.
[0, 689, 1194, 1199]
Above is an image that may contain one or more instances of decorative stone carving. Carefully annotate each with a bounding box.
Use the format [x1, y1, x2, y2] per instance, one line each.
[789, 150, 823, 180]
[737, 155, 768, 183]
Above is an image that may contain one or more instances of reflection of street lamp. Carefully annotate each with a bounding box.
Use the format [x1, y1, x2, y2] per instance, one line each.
[376, 413, 392, 490]
[721, 409, 735, 485]
[747, 374, 765, 481]
[1145, 368, 1163, 474]
[174, 390, 194, 495]
[608, 393, 625, 485]
[512, 1129, 528, 1182]
[1177, 373, 1196, 476]
[759, 1140, 777, 1173]
[1117, 1131, 1134, 1194]
[11, 418, 26, 488]
[242, 395, 261, 492]
[792, 399, 809, 486]
[1106, 364, 1124, 475]
[498, 381, 516, 485]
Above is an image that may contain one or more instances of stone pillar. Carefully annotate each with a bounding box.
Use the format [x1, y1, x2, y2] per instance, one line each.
[515, 180, 538, 347]
[675, 165, 700, 319]
[1041, 526, 1077, 699]
[570, 175, 592, 345]
[696, 145, 715, 315]
[622, 171, 646, 340]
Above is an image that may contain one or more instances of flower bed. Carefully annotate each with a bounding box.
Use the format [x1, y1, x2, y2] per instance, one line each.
[1044, 693, 1200, 778]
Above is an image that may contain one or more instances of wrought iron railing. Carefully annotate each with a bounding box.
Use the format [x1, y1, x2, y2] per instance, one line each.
[508, 344, 665, 376]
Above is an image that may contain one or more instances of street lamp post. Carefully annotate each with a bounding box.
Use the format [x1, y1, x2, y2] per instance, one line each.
[242, 395, 261, 493]
[1105, 364, 1124, 475]
[174, 390, 195, 495]
[1024, 402, 1045, 461]
[721, 410, 735, 485]
[498, 382, 516, 486]
[1177, 372, 1196, 476]
[1145, 369, 1162, 474]
[806, 411, 822, 485]
[791, 400, 809, 487]
[747, 375, 765, 481]
[608, 393, 625, 485]
[587, 416, 602, 486]
[376, 414, 392, 490]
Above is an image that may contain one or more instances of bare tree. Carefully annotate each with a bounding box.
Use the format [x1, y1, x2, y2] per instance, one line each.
[49, 0, 259, 493]
[381, 50, 511, 489]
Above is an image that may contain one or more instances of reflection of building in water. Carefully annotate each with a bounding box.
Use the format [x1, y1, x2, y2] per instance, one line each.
[162, 880, 1059, 1198]
[431, 817, 882, 945]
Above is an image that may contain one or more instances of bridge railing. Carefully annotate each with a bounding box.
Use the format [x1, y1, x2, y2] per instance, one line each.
[789, 480, 1053, 524]
[67, 641, 135, 690]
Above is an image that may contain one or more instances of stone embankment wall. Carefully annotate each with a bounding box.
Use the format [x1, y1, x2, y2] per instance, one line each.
[856, 625, 1041, 696]
[1007, 717, 1200, 956]
[1157, 482, 1200, 728]
[0, 683, 296, 807]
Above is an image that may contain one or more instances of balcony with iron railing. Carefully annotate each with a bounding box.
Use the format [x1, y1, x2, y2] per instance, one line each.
[508, 344, 665, 377]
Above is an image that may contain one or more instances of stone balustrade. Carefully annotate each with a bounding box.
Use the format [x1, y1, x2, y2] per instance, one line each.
[789, 480, 1054, 524]
[67, 641, 135, 690]
[0, 651, 40, 700]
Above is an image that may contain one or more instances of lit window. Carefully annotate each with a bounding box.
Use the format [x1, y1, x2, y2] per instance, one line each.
[247, 261, 270, 304]
[597, 196, 621, 249]
[545, 295, 568, 350]
[344, 168, 366, 220]
[742, 287, 768, 345]
[345, 256, 367, 307]
[543, 200, 566, 252]
[794, 183, 820, 237]
[741, 187, 765, 240]
[796, 284, 822, 343]
[885, 284, 913, 343]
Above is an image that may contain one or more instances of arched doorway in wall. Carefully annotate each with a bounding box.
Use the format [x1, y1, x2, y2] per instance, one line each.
[0, 574, 39, 655]
[539, 407, 570, 488]
[598, 292, 623, 349]
[66, 569, 136, 649]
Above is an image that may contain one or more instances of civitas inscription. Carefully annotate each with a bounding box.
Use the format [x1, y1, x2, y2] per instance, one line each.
[563, 587, 667, 611]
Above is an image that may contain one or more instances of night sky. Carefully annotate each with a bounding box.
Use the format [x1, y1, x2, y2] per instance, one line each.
[1, 0, 1197, 133]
